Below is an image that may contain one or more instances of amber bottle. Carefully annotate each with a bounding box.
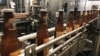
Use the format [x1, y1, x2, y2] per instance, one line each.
[0, 11, 21, 56]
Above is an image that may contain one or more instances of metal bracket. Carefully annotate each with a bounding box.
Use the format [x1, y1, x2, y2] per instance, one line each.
[25, 44, 36, 56]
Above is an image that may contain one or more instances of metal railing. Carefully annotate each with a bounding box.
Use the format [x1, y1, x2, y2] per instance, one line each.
[18, 24, 66, 42]
[18, 17, 99, 56]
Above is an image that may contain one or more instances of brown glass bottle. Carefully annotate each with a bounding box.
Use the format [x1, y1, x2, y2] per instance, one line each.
[73, 11, 81, 29]
[66, 11, 74, 32]
[82, 11, 87, 25]
[55, 10, 64, 38]
[37, 9, 49, 56]
[0, 11, 21, 56]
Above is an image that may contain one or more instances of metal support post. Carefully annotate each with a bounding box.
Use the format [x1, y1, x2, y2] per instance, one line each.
[92, 15, 100, 56]
[92, 31, 100, 56]
[25, 44, 36, 56]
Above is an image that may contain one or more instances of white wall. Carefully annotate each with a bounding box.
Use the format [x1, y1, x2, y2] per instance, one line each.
[78, 0, 86, 11]
[86, 1, 100, 10]
[79, 0, 100, 11]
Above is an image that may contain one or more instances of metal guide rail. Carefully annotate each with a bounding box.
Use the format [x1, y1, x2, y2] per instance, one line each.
[17, 17, 99, 56]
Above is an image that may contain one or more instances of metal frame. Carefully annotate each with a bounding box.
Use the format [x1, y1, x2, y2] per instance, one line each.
[0, 16, 98, 56]
[18, 17, 99, 56]
[24, 44, 36, 56]
[92, 14, 100, 56]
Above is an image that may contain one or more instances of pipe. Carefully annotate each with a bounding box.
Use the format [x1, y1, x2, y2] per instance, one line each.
[88, 17, 98, 23]
[7, 0, 10, 8]
[83, 39, 92, 44]
[0, 33, 3, 42]
[20, 0, 23, 13]
[18, 33, 37, 41]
